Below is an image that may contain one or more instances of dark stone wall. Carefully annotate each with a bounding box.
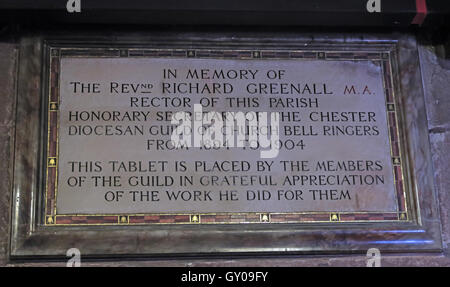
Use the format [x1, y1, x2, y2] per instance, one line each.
[419, 45, 450, 258]
[0, 39, 448, 266]
[0, 43, 17, 266]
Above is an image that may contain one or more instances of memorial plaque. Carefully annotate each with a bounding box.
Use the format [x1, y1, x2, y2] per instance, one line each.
[10, 36, 442, 259]
[44, 47, 407, 225]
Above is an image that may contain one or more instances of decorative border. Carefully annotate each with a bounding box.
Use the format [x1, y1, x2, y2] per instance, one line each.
[44, 47, 408, 226]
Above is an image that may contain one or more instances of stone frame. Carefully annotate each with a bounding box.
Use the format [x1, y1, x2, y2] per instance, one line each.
[9, 32, 442, 260]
